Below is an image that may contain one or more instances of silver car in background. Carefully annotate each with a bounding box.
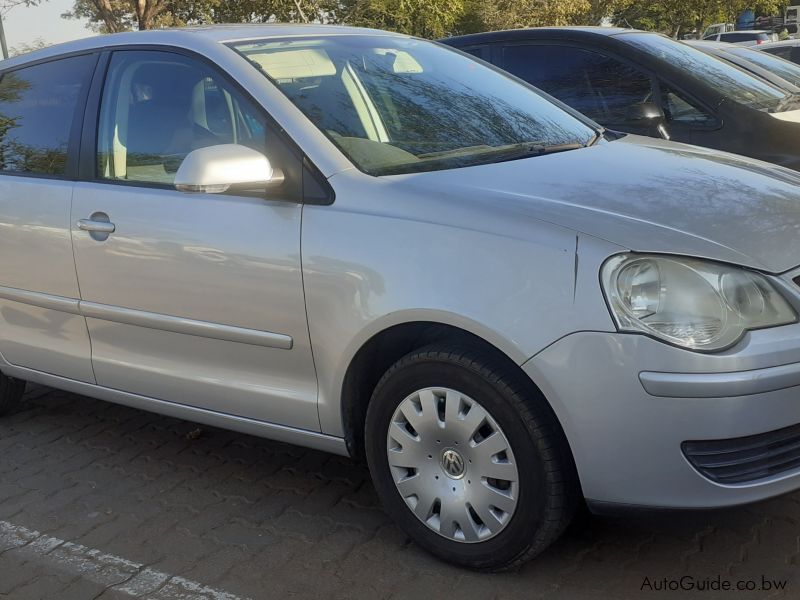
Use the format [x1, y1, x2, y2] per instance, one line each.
[2, 25, 800, 570]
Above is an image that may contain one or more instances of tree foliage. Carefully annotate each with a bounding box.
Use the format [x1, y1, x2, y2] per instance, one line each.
[9, 37, 47, 56]
[62, 0, 337, 31]
[0, 0, 43, 17]
[612, 0, 788, 38]
[63, 0, 170, 31]
[338, 0, 464, 38]
[62, 0, 794, 38]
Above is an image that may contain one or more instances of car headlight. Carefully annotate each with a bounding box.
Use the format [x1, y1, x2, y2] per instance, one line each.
[601, 254, 797, 351]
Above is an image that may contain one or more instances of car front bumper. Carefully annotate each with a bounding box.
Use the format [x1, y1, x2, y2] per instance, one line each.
[523, 322, 800, 508]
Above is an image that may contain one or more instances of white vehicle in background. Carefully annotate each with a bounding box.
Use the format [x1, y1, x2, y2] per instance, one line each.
[702, 22, 734, 39]
[703, 30, 779, 46]
[787, 5, 799, 27]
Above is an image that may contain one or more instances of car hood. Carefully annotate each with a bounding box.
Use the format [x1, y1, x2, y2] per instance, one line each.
[395, 135, 800, 273]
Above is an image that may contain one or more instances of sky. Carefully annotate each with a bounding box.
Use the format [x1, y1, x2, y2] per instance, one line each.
[3, 0, 93, 53]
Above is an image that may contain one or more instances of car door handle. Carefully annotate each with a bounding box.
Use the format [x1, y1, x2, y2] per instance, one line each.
[77, 219, 115, 234]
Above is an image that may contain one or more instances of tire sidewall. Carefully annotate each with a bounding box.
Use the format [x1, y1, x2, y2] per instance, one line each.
[365, 355, 550, 569]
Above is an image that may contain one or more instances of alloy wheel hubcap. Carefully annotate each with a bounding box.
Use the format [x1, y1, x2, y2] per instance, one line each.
[386, 387, 519, 543]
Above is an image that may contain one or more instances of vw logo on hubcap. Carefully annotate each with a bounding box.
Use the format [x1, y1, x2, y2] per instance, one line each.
[440, 448, 466, 479]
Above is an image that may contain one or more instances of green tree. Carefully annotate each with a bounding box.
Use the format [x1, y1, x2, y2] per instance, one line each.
[613, 0, 788, 38]
[63, 0, 336, 31]
[171, 0, 334, 25]
[454, 0, 628, 35]
[63, 0, 793, 39]
[580, 0, 629, 24]
[63, 0, 170, 31]
[337, 0, 465, 38]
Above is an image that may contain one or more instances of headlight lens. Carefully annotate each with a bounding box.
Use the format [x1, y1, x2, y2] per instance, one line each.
[601, 254, 797, 351]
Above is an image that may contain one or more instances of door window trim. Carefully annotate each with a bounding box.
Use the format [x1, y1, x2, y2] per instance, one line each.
[652, 78, 722, 131]
[0, 50, 100, 182]
[78, 44, 333, 205]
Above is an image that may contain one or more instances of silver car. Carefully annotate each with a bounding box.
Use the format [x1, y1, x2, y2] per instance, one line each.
[2, 25, 800, 571]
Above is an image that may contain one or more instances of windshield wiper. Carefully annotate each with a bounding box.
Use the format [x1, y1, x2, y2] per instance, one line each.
[417, 140, 589, 162]
[527, 142, 588, 155]
[487, 141, 588, 164]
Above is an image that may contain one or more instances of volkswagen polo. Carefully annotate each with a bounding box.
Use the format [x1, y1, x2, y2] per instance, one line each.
[2, 25, 800, 571]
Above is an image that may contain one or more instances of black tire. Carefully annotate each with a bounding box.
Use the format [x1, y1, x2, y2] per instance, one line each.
[0, 372, 25, 417]
[365, 344, 579, 571]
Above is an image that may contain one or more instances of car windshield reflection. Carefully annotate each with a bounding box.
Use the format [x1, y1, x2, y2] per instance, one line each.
[231, 35, 598, 176]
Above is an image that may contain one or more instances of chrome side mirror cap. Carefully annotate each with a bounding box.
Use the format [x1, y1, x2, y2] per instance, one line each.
[174, 144, 283, 194]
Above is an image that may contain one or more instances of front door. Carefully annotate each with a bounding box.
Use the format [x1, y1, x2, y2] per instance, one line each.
[71, 49, 318, 430]
[0, 54, 97, 383]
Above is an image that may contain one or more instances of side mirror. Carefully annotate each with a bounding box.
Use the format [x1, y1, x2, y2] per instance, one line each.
[174, 144, 283, 194]
[624, 102, 670, 140]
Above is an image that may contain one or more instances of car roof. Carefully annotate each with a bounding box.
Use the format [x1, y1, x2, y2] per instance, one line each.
[443, 26, 647, 45]
[0, 24, 402, 71]
[688, 40, 766, 54]
[686, 40, 733, 49]
[718, 29, 774, 34]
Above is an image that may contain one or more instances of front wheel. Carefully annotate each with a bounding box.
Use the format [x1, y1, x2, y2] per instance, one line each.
[0, 372, 25, 417]
[365, 345, 579, 570]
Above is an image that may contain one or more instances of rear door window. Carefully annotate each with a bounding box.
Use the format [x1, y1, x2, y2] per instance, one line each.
[0, 55, 95, 176]
[500, 44, 653, 125]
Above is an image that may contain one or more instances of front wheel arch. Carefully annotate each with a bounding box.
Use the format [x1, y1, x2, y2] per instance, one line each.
[339, 321, 579, 481]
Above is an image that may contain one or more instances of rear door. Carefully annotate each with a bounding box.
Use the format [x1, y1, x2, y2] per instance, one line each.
[0, 54, 97, 382]
[70, 49, 319, 430]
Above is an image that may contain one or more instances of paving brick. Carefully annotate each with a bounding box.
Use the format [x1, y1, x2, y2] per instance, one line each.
[0, 557, 41, 595]
[1, 386, 799, 600]
[7, 564, 111, 600]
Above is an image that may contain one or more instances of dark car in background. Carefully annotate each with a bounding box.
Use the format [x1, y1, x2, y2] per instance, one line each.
[758, 39, 800, 64]
[688, 40, 800, 90]
[442, 27, 800, 171]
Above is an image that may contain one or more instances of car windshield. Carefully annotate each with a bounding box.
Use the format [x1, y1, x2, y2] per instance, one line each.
[726, 46, 800, 88]
[230, 35, 597, 176]
[622, 33, 787, 110]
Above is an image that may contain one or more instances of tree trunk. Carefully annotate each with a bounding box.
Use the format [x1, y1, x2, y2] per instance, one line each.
[91, 0, 123, 33]
[135, 0, 166, 30]
[292, 0, 309, 23]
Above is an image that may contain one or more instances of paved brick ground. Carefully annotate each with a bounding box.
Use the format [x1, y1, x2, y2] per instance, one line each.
[0, 385, 798, 599]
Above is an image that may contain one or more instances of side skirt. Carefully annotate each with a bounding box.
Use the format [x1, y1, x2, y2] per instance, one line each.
[1, 363, 350, 457]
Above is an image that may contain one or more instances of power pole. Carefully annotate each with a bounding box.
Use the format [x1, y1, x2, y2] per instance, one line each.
[0, 12, 8, 59]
